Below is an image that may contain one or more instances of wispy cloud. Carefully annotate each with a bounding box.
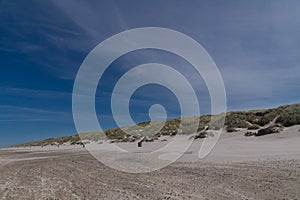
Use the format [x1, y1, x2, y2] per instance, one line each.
[0, 87, 71, 98]
[0, 105, 71, 122]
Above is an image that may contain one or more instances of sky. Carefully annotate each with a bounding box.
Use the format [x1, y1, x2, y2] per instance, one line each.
[1, 0, 300, 147]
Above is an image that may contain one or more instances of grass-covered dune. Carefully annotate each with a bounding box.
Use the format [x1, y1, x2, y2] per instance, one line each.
[15, 103, 300, 147]
[15, 135, 82, 147]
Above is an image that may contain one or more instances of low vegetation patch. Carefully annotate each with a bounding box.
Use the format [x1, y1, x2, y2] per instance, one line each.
[248, 124, 260, 130]
[226, 127, 238, 132]
[255, 124, 284, 136]
[194, 131, 208, 139]
[275, 104, 300, 126]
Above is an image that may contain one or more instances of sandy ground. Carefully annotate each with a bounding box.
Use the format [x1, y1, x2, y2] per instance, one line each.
[0, 125, 299, 199]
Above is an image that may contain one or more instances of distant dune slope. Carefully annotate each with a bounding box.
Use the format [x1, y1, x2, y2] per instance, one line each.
[15, 103, 300, 147]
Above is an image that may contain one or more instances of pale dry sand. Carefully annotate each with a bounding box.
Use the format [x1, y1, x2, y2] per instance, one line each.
[0, 125, 299, 199]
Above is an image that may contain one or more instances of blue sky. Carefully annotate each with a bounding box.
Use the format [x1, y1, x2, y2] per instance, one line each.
[1, 0, 300, 147]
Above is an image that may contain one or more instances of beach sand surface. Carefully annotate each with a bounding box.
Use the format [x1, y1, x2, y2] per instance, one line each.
[0, 125, 299, 199]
